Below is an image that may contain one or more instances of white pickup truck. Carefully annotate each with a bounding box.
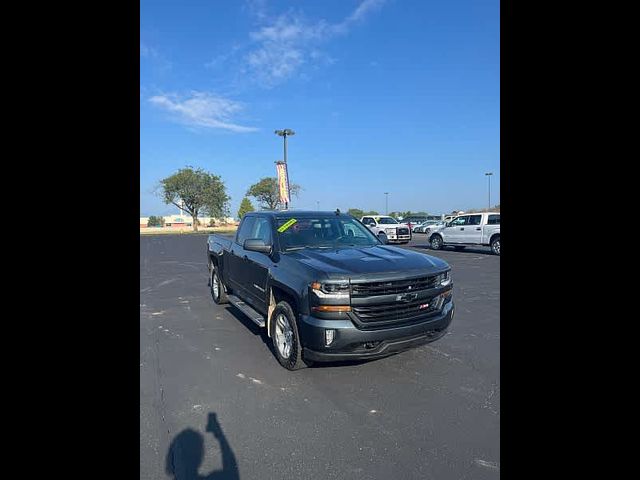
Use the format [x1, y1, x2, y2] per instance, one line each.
[360, 215, 411, 244]
[426, 212, 500, 255]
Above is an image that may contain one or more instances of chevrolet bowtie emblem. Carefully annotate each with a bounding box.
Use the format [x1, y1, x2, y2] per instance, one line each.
[396, 292, 418, 302]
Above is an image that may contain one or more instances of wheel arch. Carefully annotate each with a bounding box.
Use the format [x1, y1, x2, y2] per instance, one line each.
[267, 281, 300, 338]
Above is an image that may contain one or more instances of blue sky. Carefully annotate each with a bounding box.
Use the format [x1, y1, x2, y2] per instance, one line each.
[141, 0, 500, 217]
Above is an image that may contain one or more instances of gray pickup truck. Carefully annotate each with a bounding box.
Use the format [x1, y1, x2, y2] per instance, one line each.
[207, 210, 454, 370]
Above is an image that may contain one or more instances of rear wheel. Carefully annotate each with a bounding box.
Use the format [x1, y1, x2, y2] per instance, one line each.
[210, 266, 228, 304]
[270, 301, 307, 370]
[491, 236, 501, 255]
[430, 234, 443, 250]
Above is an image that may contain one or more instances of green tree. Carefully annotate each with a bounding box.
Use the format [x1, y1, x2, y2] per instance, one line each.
[208, 218, 216, 227]
[348, 208, 364, 218]
[237, 197, 255, 219]
[147, 216, 165, 227]
[158, 167, 230, 232]
[364, 210, 379, 215]
[246, 177, 301, 210]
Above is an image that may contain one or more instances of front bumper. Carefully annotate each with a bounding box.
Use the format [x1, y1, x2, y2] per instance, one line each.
[387, 234, 411, 242]
[300, 301, 454, 362]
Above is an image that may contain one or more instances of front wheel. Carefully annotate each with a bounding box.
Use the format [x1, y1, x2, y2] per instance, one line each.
[210, 267, 228, 304]
[491, 236, 501, 256]
[430, 235, 443, 250]
[378, 232, 388, 244]
[270, 301, 307, 370]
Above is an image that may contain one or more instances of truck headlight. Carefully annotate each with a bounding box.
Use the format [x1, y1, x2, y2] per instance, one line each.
[436, 271, 452, 287]
[310, 282, 350, 299]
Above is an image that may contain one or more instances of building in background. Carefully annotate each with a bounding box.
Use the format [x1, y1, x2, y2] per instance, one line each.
[140, 214, 237, 228]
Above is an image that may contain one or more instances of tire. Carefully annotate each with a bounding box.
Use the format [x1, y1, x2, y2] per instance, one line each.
[430, 234, 443, 250]
[378, 232, 388, 244]
[491, 236, 500, 256]
[210, 266, 229, 304]
[270, 301, 307, 370]
[454, 246, 466, 251]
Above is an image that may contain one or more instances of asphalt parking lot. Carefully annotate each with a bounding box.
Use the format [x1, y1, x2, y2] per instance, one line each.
[140, 234, 500, 480]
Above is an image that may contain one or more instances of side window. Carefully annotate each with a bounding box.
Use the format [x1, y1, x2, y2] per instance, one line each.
[488, 215, 500, 225]
[362, 217, 374, 226]
[251, 217, 272, 244]
[236, 217, 256, 245]
[468, 215, 482, 225]
[451, 216, 468, 226]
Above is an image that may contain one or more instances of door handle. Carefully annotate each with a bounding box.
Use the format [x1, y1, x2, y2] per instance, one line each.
[476, 227, 481, 231]
[460, 228, 464, 231]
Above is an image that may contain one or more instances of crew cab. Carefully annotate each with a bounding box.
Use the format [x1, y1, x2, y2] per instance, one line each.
[360, 215, 411, 244]
[426, 212, 500, 255]
[207, 211, 454, 370]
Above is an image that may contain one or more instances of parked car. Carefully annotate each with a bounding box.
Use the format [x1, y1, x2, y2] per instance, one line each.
[400, 215, 429, 225]
[427, 212, 500, 255]
[413, 220, 444, 233]
[360, 215, 411, 244]
[207, 211, 455, 370]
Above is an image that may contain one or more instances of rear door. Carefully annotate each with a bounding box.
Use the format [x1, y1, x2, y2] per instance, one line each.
[228, 216, 256, 296]
[483, 214, 500, 243]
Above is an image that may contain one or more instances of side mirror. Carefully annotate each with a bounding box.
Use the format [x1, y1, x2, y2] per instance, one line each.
[244, 238, 272, 254]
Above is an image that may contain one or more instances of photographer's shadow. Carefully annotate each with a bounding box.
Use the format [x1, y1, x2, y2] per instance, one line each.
[165, 413, 239, 480]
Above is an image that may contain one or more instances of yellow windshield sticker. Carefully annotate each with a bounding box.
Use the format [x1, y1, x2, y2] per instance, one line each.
[277, 218, 297, 232]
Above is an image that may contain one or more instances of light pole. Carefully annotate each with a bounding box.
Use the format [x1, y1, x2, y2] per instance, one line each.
[316, 201, 320, 211]
[275, 129, 295, 210]
[384, 192, 389, 215]
[485, 172, 493, 211]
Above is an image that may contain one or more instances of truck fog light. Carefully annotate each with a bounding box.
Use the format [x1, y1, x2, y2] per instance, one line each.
[325, 329, 335, 346]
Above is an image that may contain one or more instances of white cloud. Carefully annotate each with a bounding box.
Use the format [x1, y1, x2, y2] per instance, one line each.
[149, 92, 257, 133]
[244, 0, 386, 86]
[140, 43, 162, 60]
[345, 0, 387, 24]
[140, 42, 172, 72]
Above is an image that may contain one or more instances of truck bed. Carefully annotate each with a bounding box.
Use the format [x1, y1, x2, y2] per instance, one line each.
[207, 234, 233, 254]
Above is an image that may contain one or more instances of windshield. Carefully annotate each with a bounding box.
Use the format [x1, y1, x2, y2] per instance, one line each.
[377, 217, 399, 225]
[276, 216, 380, 251]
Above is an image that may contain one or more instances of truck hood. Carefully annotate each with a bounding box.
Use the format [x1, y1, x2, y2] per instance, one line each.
[285, 245, 449, 279]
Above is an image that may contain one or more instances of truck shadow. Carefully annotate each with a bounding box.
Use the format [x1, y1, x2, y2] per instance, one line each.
[224, 304, 272, 346]
[224, 304, 376, 369]
[165, 412, 240, 480]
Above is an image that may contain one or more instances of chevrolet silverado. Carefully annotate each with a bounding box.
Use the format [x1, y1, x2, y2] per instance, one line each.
[207, 210, 454, 370]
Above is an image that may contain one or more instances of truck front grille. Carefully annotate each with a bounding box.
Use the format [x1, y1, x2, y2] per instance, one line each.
[352, 296, 441, 324]
[351, 275, 437, 297]
[350, 274, 446, 327]
[397, 228, 409, 235]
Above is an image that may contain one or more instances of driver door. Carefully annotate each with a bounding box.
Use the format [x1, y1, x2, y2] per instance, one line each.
[239, 216, 273, 314]
[442, 215, 468, 243]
